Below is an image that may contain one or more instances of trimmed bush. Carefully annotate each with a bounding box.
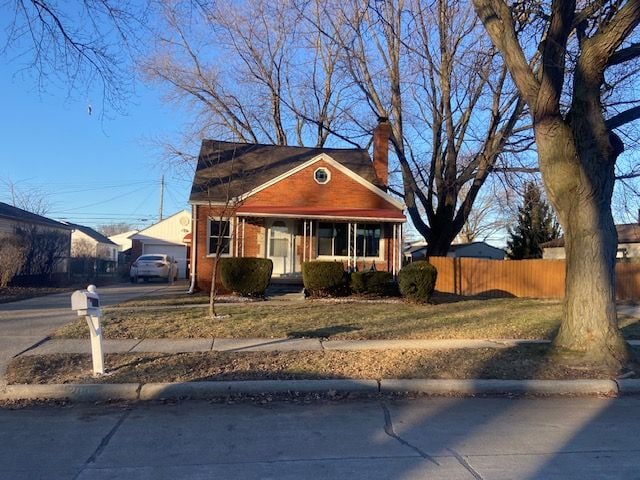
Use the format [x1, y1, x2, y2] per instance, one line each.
[219, 257, 273, 296]
[302, 261, 345, 295]
[350, 270, 394, 296]
[398, 261, 437, 303]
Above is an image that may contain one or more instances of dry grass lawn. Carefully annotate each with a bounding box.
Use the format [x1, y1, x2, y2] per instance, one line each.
[9, 345, 637, 385]
[53, 297, 569, 340]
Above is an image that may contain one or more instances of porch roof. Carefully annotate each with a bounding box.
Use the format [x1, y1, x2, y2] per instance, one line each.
[235, 205, 406, 222]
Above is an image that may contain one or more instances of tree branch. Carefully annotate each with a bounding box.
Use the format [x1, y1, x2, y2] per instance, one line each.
[606, 105, 640, 130]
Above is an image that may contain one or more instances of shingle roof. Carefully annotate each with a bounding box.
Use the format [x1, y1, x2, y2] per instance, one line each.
[541, 223, 640, 248]
[62, 222, 116, 245]
[189, 140, 381, 203]
[0, 202, 72, 230]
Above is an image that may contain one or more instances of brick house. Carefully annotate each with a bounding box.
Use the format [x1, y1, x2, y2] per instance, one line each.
[188, 120, 406, 290]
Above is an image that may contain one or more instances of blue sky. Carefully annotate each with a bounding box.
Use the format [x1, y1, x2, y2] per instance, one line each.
[0, 68, 194, 231]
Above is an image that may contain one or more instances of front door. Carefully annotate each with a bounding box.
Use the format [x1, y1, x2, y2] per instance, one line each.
[267, 219, 294, 276]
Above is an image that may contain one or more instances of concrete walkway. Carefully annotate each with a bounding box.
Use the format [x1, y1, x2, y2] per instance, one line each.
[21, 337, 556, 355]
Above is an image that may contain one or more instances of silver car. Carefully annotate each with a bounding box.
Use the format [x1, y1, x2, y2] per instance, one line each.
[130, 254, 178, 283]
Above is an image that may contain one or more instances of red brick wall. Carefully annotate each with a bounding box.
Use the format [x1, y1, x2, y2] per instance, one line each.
[243, 159, 398, 211]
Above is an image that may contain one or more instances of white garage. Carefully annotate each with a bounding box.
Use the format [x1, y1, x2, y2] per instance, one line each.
[130, 210, 191, 279]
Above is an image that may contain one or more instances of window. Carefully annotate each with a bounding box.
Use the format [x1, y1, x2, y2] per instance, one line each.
[269, 221, 289, 257]
[318, 222, 348, 256]
[208, 218, 232, 255]
[317, 222, 380, 257]
[314, 167, 331, 184]
[356, 224, 381, 257]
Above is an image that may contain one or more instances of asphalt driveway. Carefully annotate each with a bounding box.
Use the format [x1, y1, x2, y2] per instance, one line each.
[0, 281, 189, 386]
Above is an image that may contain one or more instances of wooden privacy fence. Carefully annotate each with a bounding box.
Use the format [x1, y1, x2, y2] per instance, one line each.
[427, 256, 640, 301]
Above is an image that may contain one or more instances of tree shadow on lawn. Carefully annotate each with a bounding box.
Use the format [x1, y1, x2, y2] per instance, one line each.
[287, 324, 362, 339]
[430, 290, 516, 304]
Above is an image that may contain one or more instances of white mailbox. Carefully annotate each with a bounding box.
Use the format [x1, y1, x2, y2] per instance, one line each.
[71, 289, 100, 316]
[70, 285, 104, 375]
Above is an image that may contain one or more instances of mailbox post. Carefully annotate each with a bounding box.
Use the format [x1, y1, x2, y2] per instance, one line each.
[71, 285, 104, 375]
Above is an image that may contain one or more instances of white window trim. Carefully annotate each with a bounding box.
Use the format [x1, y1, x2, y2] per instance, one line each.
[316, 222, 385, 260]
[313, 167, 331, 184]
[206, 217, 234, 258]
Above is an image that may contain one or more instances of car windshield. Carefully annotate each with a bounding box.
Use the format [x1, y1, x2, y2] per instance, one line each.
[138, 255, 164, 261]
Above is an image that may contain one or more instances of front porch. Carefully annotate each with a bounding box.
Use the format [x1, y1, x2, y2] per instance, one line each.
[228, 213, 405, 278]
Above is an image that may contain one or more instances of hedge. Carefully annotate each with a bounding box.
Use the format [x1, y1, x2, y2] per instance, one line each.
[397, 261, 437, 303]
[350, 270, 394, 295]
[219, 257, 273, 296]
[302, 261, 345, 295]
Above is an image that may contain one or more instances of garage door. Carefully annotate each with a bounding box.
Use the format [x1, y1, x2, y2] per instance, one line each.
[142, 244, 188, 279]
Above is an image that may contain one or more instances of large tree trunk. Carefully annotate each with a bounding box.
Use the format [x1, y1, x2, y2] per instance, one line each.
[536, 120, 629, 368]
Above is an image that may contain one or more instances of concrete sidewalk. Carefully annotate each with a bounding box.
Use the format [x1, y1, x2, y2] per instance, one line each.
[18, 336, 640, 356]
[4, 335, 640, 402]
[20, 337, 556, 355]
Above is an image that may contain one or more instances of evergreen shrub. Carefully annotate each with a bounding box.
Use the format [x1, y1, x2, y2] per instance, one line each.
[219, 257, 273, 296]
[302, 261, 345, 295]
[398, 261, 437, 302]
[350, 270, 394, 295]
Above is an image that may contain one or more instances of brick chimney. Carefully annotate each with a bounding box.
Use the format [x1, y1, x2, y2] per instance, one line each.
[373, 116, 391, 188]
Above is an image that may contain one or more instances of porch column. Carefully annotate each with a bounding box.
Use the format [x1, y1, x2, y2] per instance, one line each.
[353, 222, 358, 270]
[303, 220, 307, 263]
[241, 218, 246, 257]
[392, 223, 397, 276]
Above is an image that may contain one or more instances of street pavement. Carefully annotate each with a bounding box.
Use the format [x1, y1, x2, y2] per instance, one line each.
[0, 281, 189, 387]
[1, 396, 640, 479]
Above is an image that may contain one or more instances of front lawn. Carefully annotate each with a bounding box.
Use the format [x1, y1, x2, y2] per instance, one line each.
[53, 297, 567, 340]
[9, 345, 638, 384]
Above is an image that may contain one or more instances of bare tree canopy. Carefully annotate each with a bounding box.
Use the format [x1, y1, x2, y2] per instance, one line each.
[146, 0, 530, 255]
[2, 0, 148, 111]
[473, 0, 640, 369]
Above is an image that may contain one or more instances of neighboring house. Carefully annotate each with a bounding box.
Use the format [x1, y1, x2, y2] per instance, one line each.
[62, 221, 118, 263]
[542, 223, 640, 260]
[130, 211, 192, 279]
[109, 230, 139, 253]
[448, 242, 506, 260]
[188, 119, 406, 290]
[406, 240, 506, 261]
[0, 201, 72, 275]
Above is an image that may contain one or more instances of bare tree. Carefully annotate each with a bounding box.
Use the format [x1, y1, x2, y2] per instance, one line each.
[97, 222, 134, 236]
[305, 0, 528, 255]
[144, 0, 353, 147]
[456, 184, 510, 243]
[473, 0, 640, 368]
[0, 236, 27, 287]
[147, 0, 530, 258]
[15, 225, 69, 278]
[3, 1, 146, 111]
[1, 178, 51, 215]
[71, 238, 95, 258]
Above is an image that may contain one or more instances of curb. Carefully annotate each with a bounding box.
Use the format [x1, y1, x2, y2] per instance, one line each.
[0, 378, 628, 402]
[379, 379, 619, 396]
[1, 383, 140, 402]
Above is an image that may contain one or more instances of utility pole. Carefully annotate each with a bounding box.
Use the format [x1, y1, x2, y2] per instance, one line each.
[159, 175, 164, 222]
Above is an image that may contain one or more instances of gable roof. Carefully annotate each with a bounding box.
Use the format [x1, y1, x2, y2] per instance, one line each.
[541, 224, 640, 248]
[189, 140, 383, 203]
[62, 221, 116, 245]
[129, 210, 192, 245]
[0, 202, 71, 231]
